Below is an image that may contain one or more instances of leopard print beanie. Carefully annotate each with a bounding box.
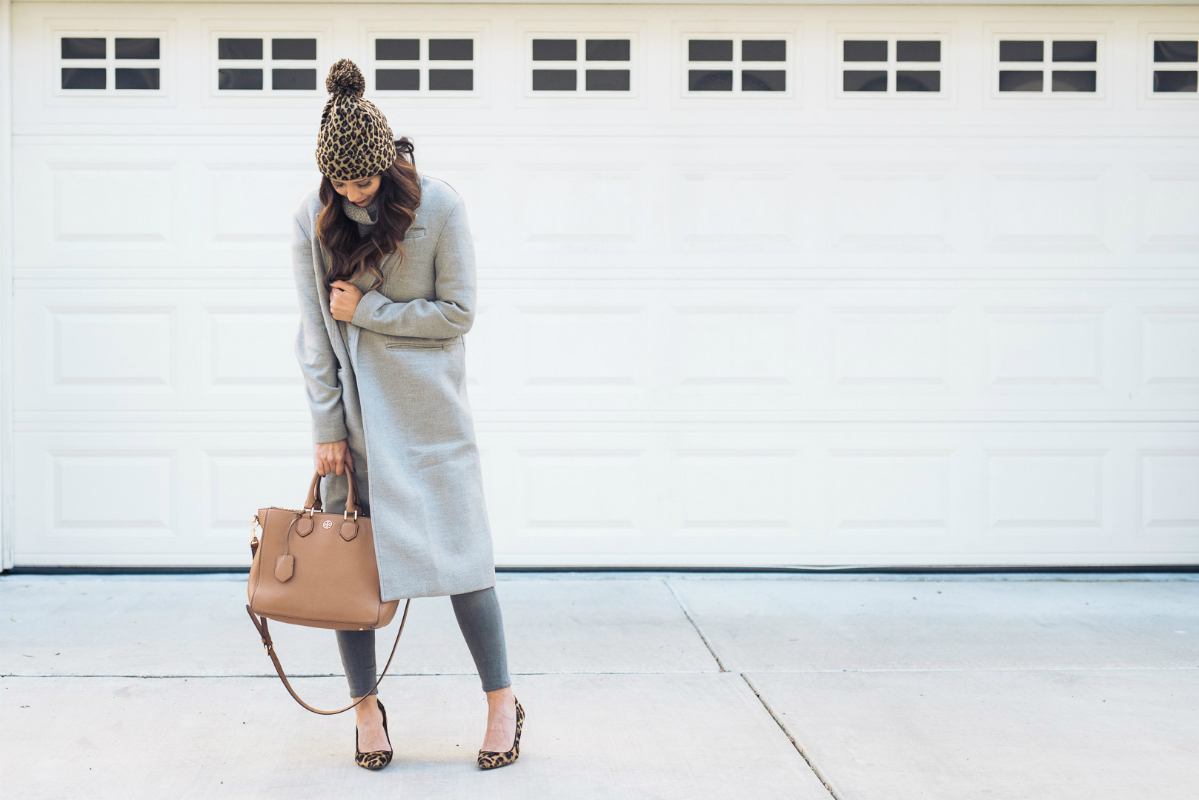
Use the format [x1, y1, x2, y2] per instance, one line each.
[315, 59, 397, 181]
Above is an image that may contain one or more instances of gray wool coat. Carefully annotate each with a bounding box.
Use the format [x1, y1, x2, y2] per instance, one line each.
[290, 173, 496, 601]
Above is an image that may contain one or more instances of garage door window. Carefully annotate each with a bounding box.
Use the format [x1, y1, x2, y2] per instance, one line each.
[371, 36, 477, 93]
[838, 36, 943, 94]
[530, 37, 632, 93]
[686, 36, 790, 93]
[996, 37, 1100, 94]
[1152, 40, 1198, 93]
[58, 34, 163, 93]
[216, 36, 319, 92]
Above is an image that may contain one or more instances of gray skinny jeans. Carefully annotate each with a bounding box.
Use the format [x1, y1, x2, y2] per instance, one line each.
[336, 586, 511, 696]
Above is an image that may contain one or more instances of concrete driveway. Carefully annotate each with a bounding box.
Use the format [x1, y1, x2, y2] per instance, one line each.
[2, 572, 1197, 799]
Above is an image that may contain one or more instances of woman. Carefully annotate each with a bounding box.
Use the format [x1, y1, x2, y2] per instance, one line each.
[290, 58, 523, 771]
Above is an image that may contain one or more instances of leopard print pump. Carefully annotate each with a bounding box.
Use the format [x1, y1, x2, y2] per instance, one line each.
[477, 697, 524, 770]
[355, 699, 394, 770]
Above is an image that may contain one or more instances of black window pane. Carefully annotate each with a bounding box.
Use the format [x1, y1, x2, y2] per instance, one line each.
[218, 38, 262, 60]
[376, 39, 419, 60]
[533, 40, 576, 61]
[61, 67, 105, 89]
[1051, 70, 1096, 92]
[742, 69, 786, 91]
[62, 37, 105, 59]
[376, 69, 419, 90]
[218, 68, 263, 90]
[429, 68, 473, 90]
[1153, 71, 1197, 92]
[896, 70, 940, 92]
[742, 40, 786, 62]
[585, 39, 630, 61]
[999, 70, 1043, 91]
[1053, 41, 1097, 63]
[272, 68, 316, 90]
[897, 40, 940, 62]
[843, 70, 887, 91]
[1154, 41, 1198, 63]
[585, 69, 629, 90]
[844, 41, 887, 62]
[115, 38, 159, 59]
[688, 69, 732, 91]
[689, 40, 733, 62]
[430, 39, 473, 61]
[115, 67, 159, 90]
[273, 39, 316, 60]
[999, 40, 1043, 62]
[532, 69, 576, 90]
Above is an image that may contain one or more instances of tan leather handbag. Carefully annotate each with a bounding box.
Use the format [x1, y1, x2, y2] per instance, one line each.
[246, 469, 410, 714]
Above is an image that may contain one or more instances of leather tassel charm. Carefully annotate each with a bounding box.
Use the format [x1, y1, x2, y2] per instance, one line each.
[274, 554, 295, 582]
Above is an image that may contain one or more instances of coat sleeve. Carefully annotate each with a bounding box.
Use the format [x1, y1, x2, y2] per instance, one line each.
[349, 196, 476, 338]
[292, 210, 349, 444]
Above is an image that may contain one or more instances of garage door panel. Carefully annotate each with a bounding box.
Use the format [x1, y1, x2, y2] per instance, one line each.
[673, 168, 799, 248]
[12, 144, 322, 268]
[1136, 164, 1199, 253]
[14, 288, 307, 413]
[1139, 450, 1199, 534]
[983, 306, 1109, 391]
[829, 163, 956, 253]
[204, 162, 324, 245]
[984, 163, 1112, 253]
[14, 431, 312, 565]
[1137, 307, 1199, 393]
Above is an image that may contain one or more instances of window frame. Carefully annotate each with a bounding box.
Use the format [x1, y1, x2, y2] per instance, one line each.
[367, 32, 483, 98]
[53, 29, 169, 98]
[1138, 22, 1199, 107]
[828, 23, 955, 108]
[207, 29, 327, 97]
[983, 23, 1112, 108]
[520, 24, 643, 103]
[673, 23, 799, 106]
[681, 32, 797, 99]
[835, 34, 946, 98]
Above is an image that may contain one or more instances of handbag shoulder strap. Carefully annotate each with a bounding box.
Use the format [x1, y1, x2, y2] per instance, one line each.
[245, 599, 410, 715]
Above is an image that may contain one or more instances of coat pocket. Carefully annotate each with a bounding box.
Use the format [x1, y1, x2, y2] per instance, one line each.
[404, 227, 427, 240]
[385, 336, 455, 350]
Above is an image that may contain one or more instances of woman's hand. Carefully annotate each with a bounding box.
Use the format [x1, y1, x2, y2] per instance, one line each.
[329, 280, 364, 322]
[315, 439, 354, 476]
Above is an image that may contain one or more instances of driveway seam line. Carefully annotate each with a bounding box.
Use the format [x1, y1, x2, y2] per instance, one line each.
[742, 672, 842, 800]
[664, 578, 727, 672]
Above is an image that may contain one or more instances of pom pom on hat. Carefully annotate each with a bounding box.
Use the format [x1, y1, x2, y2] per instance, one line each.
[325, 58, 366, 98]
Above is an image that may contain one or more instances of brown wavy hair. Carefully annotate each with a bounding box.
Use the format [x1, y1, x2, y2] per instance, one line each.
[316, 137, 421, 291]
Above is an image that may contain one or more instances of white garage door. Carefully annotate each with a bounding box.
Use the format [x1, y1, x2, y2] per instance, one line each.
[6, 2, 1199, 568]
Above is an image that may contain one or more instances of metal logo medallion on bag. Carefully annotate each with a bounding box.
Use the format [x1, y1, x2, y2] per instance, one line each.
[245, 469, 410, 715]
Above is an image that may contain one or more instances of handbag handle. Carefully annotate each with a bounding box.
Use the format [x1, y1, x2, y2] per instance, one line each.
[246, 599, 410, 715]
[303, 468, 362, 516]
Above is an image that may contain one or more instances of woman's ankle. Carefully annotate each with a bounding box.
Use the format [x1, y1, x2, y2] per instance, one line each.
[485, 685, 514, 708]
[354, 694, 381, 721]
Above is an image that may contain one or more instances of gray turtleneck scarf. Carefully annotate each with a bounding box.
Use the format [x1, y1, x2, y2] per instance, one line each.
[341, 194, 379, 236]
